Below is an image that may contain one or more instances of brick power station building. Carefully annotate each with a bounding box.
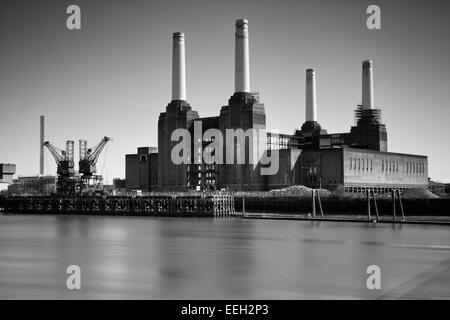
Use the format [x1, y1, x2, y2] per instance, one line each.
[125, 19, 428, 193]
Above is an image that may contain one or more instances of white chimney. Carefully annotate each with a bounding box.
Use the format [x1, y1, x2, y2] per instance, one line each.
[362, 60, 374, 109]
[305, 69, 317, 122]
[172, 32, 186, 101]
[235, 19, 250, 93]
[40, 115, 45, 175]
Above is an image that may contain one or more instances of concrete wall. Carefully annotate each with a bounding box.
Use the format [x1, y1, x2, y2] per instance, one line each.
[343, 147, 428, 188]
[218, 92, 266, 191]
[126, 148, 158, 191]
[149, 153, 158, 188]
[301, 149, 343, 189]
[266, 149, 302, 189]
[125, 154, 139, 190]
[158, 101, 198, 190]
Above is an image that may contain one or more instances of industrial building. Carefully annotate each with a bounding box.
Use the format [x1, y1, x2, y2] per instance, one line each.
[7, 175, 57, 195]
[0, 163, 16, 184]
[126, 19, 428, 193]
[1, 163, 57, 196]
[125, 147, 158, 191]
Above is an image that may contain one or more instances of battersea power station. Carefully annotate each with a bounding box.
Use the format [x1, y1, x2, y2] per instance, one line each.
[125, 19, 429, 193]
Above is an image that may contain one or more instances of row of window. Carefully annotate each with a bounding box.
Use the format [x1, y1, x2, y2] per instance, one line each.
[344, 186, 410, 194]
[187, 178, 216, 187]
[349, 158, 373, 171]
[407, 162, 425, 175]
[304, 159, 318, 175]
[349, 158, 425, 175]
[381, 160, 398, 173]
[193, 172, 216, 178]
[187, 165, 204, 172]
[266, 133, 301, 150]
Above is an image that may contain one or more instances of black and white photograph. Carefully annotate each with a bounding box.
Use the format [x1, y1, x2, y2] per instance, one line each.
[0, 0, 449, 305]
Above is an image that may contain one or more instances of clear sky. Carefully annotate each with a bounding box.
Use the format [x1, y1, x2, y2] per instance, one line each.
[1, 0, 449, 183]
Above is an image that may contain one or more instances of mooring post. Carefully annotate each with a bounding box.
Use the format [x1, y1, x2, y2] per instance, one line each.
[397, 189, 405, 221]
[367, 189, 371, 221]
[317, 190, 324, 218]
[371, 190, 380, 221]
[231, 195, 235, 217]
[311, 190, 316, 218]
[392, 189, 396, 221]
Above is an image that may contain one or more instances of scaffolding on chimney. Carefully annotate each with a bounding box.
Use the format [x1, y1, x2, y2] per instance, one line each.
[354, 105, 382, 125]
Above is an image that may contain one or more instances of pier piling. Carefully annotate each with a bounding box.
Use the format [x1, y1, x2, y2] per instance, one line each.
[317, 190, 324, 218]
[371, 190, 380, 221]
[311, 190, 316, 217]
[392, 189, 396, 221]
[396, 189, 405, 221]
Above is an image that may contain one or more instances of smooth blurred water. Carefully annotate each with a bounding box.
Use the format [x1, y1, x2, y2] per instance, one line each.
[0, 214, 449, 299]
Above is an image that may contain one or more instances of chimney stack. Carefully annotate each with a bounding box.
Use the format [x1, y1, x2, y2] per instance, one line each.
[305, 69, 317, 122]
[235, 19, 250, 93]
[172, 32, 186, 101]
[40, 115, 45, 175]
[362, 60, 374, 109]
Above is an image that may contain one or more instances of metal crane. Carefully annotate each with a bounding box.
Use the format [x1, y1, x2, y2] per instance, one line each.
[78, 136, 112, 195]
[79, 136, 112, 177]
[43, 141, 75, 177]
[43, 140, 76, 194]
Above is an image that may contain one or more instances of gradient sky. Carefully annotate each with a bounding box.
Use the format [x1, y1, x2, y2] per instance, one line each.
[1, 0, 449, 183]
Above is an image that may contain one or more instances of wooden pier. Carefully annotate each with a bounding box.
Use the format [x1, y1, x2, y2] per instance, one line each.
[0, 194, 236, 217]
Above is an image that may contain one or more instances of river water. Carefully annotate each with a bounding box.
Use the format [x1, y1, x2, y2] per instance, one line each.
[0, 214, 449, 299]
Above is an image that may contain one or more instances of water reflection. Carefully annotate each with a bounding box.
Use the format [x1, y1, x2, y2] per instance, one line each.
[0, 214, 449, 299]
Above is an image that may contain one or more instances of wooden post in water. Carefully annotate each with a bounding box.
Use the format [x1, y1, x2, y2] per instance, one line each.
[392, 189, 396, 221]
[311, 190, 316, 218]
[397, 190, 405, 221]
[371, 190, 380, 221]
[367, 189, 371, 221]
[317, 190, 324, 218]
